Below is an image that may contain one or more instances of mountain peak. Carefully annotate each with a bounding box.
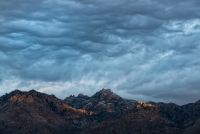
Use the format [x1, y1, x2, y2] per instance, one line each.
[29, 89, 37, 93]
[0, 89, 23, 101]
[92, 89, 121, 99]
[65, 88, 137, 115]
[99, 88, 112, 93]
[92, 88, 121, 100]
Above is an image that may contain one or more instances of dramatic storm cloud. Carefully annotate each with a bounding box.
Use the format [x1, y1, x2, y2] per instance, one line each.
[0, 0, 200, 104]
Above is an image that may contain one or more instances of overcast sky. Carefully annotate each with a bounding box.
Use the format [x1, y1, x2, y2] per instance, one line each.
[0, 0, 200, 105]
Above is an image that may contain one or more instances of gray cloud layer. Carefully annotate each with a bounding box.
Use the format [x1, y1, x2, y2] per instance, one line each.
[0, 0, 200, 105]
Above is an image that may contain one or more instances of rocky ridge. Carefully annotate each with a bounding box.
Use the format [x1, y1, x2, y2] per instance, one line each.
[64, 89, 138, 114]
[0, 89, 200, 134]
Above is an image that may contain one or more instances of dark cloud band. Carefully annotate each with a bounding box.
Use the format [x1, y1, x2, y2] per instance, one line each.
[0, 0, 200, 105]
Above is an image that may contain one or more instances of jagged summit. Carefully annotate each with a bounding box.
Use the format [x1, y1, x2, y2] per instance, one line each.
[0, 89, 46, 103]
[92, 88, 121, 100]
[29, 89, 38, 93]
[0, 89, 22, 101]
[99, 88, 112, 92]
[96, 88, 113, 94]
[64, 88, 137, 114]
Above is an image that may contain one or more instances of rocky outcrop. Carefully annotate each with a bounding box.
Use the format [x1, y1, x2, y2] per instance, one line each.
[64, 89, 138, 114]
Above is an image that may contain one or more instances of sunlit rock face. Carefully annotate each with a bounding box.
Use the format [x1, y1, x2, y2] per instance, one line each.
[0, 89, 200, 134]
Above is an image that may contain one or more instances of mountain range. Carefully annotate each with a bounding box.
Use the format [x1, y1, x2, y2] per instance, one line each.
[0, 89, 200, 134]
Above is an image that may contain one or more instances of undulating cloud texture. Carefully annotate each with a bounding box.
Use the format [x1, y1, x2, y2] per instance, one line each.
[0, 0, 200, 104]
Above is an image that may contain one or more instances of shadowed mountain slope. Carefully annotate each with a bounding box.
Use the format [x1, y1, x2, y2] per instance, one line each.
[0, 89, 92, 134]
